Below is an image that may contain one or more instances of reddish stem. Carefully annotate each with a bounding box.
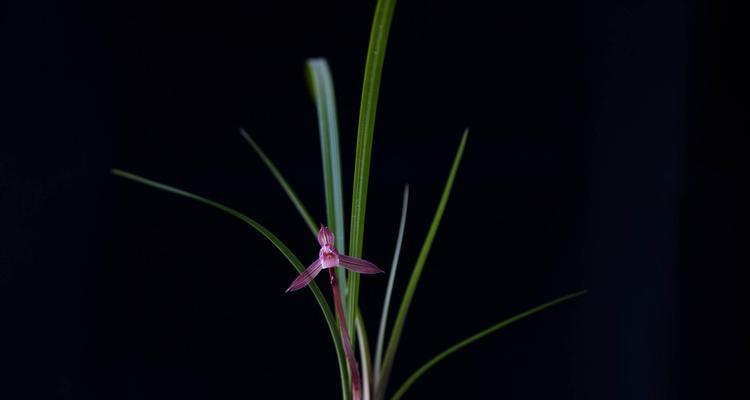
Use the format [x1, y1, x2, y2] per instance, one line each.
[329, 269, 362, 400]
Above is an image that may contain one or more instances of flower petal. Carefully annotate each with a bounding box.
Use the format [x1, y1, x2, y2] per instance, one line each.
[338, 255, 383, 274]
[317, 225, 335, 246]
[286, 258, 323, 292]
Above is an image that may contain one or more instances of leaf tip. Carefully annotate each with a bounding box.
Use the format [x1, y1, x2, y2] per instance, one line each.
[111, 168, 127, 177]
[238, 127, 252, 142]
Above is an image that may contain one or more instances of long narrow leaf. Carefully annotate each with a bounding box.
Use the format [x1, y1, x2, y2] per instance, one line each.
[111, 168, 351, 400]
[242, 122, 358, 397]
[390, 290, 588, 400]
[375, 130, 468, 399]
[356, 310, 373, 400]
[374, 185, 409, 382]
[348, 0, 399, 336]
[239, 129, 318, 236]
[305, 58, 349, 311]
[239, 125, 375, 396]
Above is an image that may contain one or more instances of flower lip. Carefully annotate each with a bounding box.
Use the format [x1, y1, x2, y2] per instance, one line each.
[319, 245, 340, 269]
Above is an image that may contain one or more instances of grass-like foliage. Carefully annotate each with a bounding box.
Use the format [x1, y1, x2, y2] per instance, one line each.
[112, 0, 585, 398]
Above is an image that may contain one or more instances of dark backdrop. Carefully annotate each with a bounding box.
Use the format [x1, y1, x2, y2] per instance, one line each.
[1, 0, 745, 399]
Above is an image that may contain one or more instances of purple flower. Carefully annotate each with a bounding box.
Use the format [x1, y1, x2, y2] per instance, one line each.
[286, 225, 383, 292]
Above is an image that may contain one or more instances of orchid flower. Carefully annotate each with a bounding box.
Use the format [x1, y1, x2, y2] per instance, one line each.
[286, 225, 383, 293]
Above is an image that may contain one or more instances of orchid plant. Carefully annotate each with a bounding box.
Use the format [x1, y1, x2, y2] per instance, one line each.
[112, 0, 586, 399]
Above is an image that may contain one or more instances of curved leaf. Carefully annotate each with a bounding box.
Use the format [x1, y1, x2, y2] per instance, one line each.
[390, 290, 588, 400]
[111, 168, 350, 400]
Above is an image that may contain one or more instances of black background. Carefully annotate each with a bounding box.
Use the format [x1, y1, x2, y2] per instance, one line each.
[1, 0, 746, 398]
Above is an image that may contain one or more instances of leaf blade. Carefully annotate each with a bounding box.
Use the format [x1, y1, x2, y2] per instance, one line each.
[390, 290, 588, 400]
[348, 0, 399, 338]
[305, 58, 349, 316]
[239, 129, 318, 236]
[375, 130, 468, 399]
[111, 168, 351, 400]
[374, 184, 409, 383]
[356, 309, 373, 400]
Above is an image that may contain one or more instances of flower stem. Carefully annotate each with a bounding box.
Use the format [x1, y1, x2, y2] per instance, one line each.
[329, 269, 362, 400]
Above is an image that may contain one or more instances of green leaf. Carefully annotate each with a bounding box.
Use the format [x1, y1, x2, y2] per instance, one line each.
[305, 58, 349, 312]
[355, 308, 373, 399]
[390, 290, 588, 400]
[348, 0, 399, 345]
[374, 184, 409, 383]
[241, 114, 374, 398]
[111, 168, 351, 400]
[239, 129, 318, 236]
[375, 130, 468, 400]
